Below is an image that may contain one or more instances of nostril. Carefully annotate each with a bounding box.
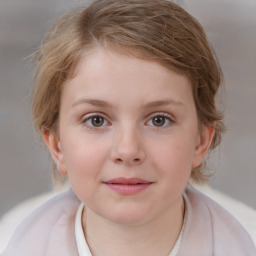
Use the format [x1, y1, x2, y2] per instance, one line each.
[116, 158, 123, 163]
[115, 157, 141, 164]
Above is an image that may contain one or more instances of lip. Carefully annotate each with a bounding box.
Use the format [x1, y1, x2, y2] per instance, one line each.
[103, 178, 153, 195]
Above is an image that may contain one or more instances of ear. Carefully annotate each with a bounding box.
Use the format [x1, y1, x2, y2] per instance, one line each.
[192, 126, 215, 168]
[43, 130, 67, 175]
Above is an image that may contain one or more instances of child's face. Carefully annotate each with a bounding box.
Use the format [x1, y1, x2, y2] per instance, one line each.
[45, 48, 213, 225]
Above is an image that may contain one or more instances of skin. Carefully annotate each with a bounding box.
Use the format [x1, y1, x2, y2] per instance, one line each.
[44, 48, 214, 256]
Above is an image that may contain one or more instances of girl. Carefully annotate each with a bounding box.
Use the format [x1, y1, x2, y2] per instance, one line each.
[3, 0, 256, 255]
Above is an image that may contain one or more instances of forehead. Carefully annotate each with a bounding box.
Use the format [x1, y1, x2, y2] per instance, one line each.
[71, 45, 188, 78]
[64, 48, 193, 98]
[58, 49, 197, 127]
[71, 47, 190, 85]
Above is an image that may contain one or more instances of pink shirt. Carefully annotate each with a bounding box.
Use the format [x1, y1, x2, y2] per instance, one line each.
[2, 185, 256, 256]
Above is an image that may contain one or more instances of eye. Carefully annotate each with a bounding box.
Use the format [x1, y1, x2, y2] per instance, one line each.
[83, 115, 109, 128]
[146, 114, 173, 127]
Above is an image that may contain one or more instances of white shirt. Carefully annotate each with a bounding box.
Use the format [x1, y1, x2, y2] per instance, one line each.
[75, 203, 92, 256]
[75, 203, 186, 256]
[4, 186, 255, 255]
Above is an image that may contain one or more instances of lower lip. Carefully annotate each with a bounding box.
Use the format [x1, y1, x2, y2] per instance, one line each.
[104, 183, 152, 195]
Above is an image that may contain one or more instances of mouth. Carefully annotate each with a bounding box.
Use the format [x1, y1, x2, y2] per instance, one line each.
[103, 178, 153, 195]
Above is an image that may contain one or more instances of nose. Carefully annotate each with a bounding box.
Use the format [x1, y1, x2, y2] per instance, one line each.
[110, 125, 146, 166]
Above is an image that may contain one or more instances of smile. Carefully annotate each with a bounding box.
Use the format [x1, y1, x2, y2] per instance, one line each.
[103, 178, 153, 195]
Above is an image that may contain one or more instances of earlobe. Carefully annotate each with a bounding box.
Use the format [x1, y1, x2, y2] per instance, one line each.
[192, 126, 215, 168]
[43, 130, 67, 175]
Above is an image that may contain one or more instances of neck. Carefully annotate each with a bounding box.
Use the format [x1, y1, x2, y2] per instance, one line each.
[82, 197, 184, 256]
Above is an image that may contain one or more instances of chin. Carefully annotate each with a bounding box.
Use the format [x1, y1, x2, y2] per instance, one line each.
[105, 207, 151, 226]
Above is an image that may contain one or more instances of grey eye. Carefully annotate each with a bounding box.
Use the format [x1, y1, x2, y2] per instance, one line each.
[146, 114, 173, 128]
[152, 116, 166, 127]
[90, 116, 105, 127]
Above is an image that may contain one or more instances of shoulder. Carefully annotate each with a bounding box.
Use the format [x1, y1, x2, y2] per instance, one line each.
[186, 185, 252, 231]
[184, 185, 256, 255]
[2, 189, 80, 256]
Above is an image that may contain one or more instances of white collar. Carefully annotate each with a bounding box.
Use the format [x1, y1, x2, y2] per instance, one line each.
[75, 203, 92, 256]
[169, 203, 186, 256]
[75, 202, 186, 256]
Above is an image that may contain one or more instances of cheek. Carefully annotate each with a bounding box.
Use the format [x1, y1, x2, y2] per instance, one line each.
[61, 137, 108, 178]
[149, 136, 196, 177]
[61, 139, 109, 201]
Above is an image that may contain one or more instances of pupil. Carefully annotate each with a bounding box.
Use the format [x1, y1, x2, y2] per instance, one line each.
[92, 116, 104, 127]
[153, 116, 165, 126]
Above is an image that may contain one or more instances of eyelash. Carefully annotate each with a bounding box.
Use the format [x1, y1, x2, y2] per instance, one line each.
[145, 113, 174, 128]
[81, 112, 175, 130]
[81, 114, 111, 130]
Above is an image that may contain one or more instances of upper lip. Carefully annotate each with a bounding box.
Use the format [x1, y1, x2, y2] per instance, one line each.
[104, 178, 153, 185]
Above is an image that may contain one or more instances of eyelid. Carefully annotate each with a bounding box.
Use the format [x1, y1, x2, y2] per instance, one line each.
[146, 112, 175, 121]
[145, 112, 175, 127]
[81, 112, 111, 129]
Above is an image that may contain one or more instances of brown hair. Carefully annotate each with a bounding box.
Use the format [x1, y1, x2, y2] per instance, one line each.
[32, 0, 225, 183]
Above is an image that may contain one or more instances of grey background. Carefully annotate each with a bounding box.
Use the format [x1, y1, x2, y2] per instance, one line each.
[0, 0, 255, 218]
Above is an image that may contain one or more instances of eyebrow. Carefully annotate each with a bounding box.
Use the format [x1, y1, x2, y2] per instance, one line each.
[71, 99, 111, 108]
[143, 99, 184, 108]
[71, 98, 184, 109]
